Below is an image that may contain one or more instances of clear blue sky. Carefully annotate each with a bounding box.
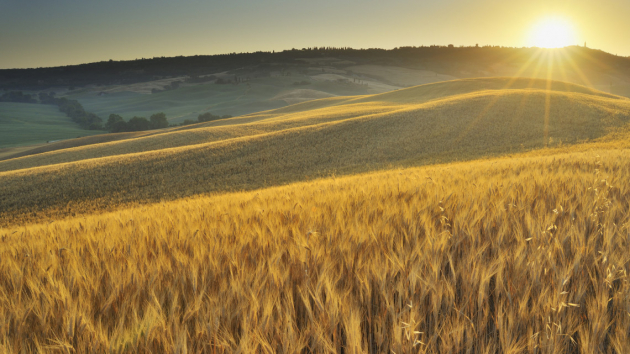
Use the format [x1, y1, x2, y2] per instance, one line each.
[1, 0, 629, 69]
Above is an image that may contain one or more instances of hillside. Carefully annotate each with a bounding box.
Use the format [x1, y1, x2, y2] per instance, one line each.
[44, 47, 630, 127]
[1, 77, 624, 171]
[1, 78, 630, 226]
[2, 146, 630, 352]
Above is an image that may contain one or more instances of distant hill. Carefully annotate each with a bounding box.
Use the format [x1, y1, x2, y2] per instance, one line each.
[1, 77, 629, 226]
[2, 46, 629, 135]
[2, 45, 630, 151]
[1, 46, 629, 90]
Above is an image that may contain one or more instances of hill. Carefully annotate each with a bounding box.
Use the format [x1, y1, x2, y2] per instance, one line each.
[2, 145, 630, 352]
[37, 46, 630, 125]
[1, 78, 629, 226]
[63, 75, 377, 126]
[3, 46, 630, 151]
[0, 46, 630, 149]
[2, 46, 629, 90]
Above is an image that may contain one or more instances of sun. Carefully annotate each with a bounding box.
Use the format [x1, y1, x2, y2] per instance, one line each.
[529, 17, 577, 48]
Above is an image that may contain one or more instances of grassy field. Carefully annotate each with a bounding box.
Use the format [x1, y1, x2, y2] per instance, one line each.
[3, 77, 630, 353]
[60, 64, 463, 127]
[2, 146, 630, 352]
[67, 76, 374, 125]
[0, 102, 102, 148]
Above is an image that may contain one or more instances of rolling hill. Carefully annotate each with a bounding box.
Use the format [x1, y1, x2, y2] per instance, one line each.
[1, 77, 629, 227]
[4, 74, 630, 352]
[2, 142, 630, 353]
[3, 46, 630, 153]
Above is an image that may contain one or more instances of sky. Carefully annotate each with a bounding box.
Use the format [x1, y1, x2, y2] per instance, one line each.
[1, 0, 629, 69]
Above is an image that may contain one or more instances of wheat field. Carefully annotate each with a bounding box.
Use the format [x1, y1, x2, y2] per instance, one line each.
[3, 78, 630, 353]
[2, 147, 630, 353]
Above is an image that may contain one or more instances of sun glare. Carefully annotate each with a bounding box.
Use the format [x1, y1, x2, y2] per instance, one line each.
[529, 17, 577, 48]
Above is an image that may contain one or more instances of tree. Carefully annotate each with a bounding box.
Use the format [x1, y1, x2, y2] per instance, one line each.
[150, 112, 168, 129]
[38, 92, 57, 104]
[197, 112, 220, 122]
[105, 114, 127, 133]
[0, 91, 37, 103]
[85, 113, 103, 130]
[127, 116, 150, 131]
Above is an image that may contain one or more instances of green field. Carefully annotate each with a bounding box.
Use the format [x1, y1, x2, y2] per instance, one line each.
[67, 76, 372, 125]
[0, 102, 103, 148]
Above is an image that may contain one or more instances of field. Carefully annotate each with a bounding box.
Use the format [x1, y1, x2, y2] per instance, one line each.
[0, 67, 387, 151]
[66, 75, 377, 126]
[3, 77, 630, 352]
[3, 145, 630, 352]
[1, 78, 629, 226]
[0, 102, 102, 149]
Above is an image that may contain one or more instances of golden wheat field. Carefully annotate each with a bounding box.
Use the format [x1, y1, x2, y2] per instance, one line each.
[2, 147, 630, 353]
[3, 78, 630, 353]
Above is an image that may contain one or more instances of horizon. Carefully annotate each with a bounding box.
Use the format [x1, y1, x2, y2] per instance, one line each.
[1, 44, 628, 71]
[2, 0, 630, 69]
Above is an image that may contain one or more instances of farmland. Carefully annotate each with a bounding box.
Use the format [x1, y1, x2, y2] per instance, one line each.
[1, 78, 629, 227]
[2, 146, 630, 352]
[2, 76, 630, 353]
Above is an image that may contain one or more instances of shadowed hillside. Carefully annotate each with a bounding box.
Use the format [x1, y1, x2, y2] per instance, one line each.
[1, 78, 629, 226]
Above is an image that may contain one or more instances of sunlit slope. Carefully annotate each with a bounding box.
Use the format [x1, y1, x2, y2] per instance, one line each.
[0, 130, 158, 162]
[0, 102, 394, 172]
[2, 86, 630, 226]
[4, 77, 617, 165]
[224, 77, 621, 119]
[1, 77, 627, 173]
[2, 149, 630, 352]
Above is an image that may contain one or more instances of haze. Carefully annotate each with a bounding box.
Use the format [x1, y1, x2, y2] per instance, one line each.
[1, 0, 629, 69]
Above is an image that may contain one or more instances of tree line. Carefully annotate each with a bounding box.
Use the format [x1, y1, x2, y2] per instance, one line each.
[2, 90, 233, 133]
[179, 112, 233, 126]
[0, 91, 37, 103]
[105, 113, 168, 132]
[41, 92, 103, 130]
[105, 111, 233, 132]
[3, 46, 629, 90]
